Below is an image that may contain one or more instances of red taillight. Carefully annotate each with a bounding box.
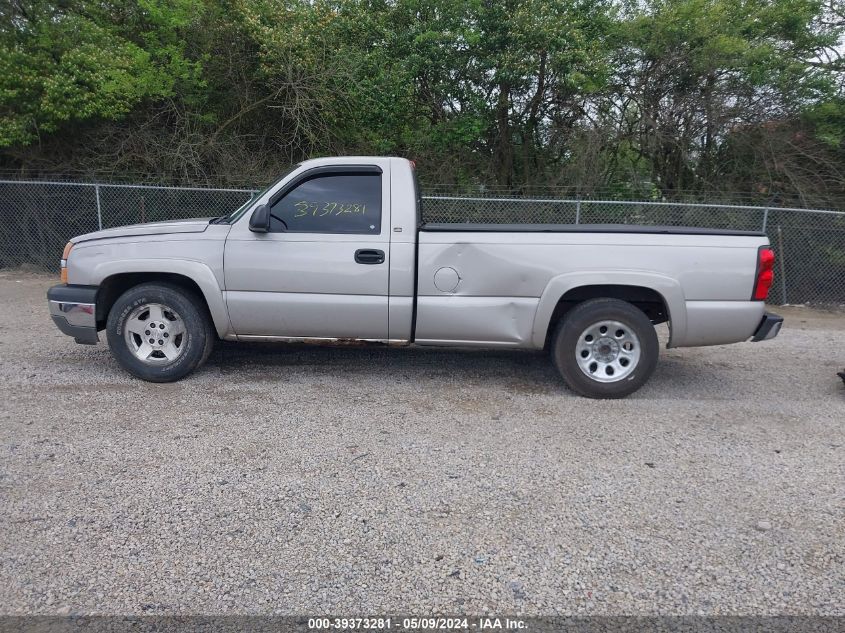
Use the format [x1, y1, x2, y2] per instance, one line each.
[753, 248, 775, 300]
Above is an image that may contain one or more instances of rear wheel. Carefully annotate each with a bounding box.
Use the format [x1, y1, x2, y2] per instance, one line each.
[552, 298, 658, 399]
[106, 283, 214, 382]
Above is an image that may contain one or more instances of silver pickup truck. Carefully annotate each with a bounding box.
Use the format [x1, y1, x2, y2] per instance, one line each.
[48, 156, 782, 398]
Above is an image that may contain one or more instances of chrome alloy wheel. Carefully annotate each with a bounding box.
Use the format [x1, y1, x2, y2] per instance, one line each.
[123, 303, 187, 364]
[575, 319, 641, 383]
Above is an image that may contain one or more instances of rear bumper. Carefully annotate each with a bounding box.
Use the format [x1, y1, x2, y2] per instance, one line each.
[47, 284, 99, 345]
[751, 311, 783, 342]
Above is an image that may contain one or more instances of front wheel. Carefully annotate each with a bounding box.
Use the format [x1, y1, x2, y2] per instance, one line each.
[552, 298, 659, 399]
[106, 283, 215, 382]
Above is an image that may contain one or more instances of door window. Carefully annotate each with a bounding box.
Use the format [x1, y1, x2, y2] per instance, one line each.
[269, 173, 381, 234]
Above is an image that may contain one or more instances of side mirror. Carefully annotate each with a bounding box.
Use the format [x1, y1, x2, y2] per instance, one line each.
[249, 204, 270, 233]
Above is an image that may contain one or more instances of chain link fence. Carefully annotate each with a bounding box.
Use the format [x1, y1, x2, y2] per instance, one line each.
[0, 180, 255, 270]
[2, 179, 843, 306]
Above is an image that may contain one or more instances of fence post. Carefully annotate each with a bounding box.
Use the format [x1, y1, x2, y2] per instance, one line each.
[94, 184, 103, 231]
[762, 207, 769, 233]
[776, 225, 787, 305]
[575, 198, 581, 225]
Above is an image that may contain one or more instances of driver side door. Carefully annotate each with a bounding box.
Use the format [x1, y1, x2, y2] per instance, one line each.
[223, 163, 391, 340]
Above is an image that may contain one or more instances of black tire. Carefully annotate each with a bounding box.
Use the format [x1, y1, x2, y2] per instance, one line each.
[551, 298, 659, 399]
[106, 282, 215, 382]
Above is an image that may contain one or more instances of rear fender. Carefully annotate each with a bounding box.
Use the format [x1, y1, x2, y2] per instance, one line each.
[531, 271, 686, 349]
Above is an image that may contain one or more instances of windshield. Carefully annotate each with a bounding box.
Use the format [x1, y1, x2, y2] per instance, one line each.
[219, 165, 299, 224]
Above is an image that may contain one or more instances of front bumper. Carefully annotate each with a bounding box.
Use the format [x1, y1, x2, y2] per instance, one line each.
[751, 311, 783, 342]
[47, 284, 99, 345]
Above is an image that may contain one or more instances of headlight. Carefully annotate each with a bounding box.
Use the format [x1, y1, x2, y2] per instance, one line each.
[60, 242, 74, 283]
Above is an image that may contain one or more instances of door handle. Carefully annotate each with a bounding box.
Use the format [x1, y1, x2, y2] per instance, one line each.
[355, 249, 385, 265]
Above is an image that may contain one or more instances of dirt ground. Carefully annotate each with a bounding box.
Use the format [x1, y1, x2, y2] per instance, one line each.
[1, 272, 843, 615]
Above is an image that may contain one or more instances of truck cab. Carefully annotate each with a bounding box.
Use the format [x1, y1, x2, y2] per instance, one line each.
[222, 157, 418, 343]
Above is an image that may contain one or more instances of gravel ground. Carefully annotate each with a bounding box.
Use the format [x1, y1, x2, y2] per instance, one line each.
[1, 272, 843, 616]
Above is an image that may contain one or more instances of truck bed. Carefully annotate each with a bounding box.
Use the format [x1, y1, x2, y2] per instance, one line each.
[420, 223, 765, 237]
[415, 220, 769, 350]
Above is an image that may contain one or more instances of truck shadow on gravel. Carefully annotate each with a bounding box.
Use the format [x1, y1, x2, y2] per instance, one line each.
[205, 340, 720, 398]
[213, 341, 560, 392]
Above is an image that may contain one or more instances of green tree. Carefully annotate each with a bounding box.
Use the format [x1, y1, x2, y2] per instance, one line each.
[614, 0, 842, 193]
[0, 0, 204, 146]
[0, 0, 841, 203]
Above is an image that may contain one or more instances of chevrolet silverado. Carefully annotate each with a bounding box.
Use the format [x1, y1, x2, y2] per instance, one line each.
[48, 157, 782, 398]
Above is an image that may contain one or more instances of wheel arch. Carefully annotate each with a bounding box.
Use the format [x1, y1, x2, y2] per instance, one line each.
[92, 261, 231, 338]
[531, 272, 686, 349]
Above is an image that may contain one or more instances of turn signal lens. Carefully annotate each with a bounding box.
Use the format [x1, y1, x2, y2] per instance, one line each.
[753, 247, 775, 300]
[60, 242, 73, 283]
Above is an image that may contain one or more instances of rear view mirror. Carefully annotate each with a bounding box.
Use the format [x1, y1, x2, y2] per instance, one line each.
[249, 204, 270, 233]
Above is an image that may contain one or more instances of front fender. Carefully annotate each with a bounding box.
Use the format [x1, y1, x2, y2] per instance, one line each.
[530, 271, 686, 349]
[88, 259, 231, 338]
